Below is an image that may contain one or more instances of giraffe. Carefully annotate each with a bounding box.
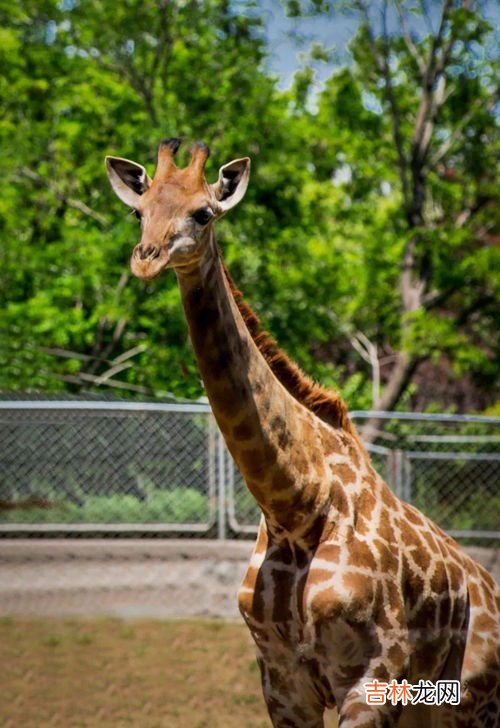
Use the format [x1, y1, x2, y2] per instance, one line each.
[106, 138, 500, 728]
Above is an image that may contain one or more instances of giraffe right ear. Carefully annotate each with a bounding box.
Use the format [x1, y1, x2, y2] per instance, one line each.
[212, 157, 251, 212]
[105, 156, 151, 208]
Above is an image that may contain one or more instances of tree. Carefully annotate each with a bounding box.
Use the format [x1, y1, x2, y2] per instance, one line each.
[0, 0, 497, 421]
[0, 0, 301, 398]
[284, 0, 499, 430]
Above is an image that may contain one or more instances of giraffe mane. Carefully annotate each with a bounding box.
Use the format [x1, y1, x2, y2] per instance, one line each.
[222, 262, 358, 438]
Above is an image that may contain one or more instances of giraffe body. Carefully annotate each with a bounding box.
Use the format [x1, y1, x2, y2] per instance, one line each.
[106, 139, 500, 728]
[238, 418, 499, 728]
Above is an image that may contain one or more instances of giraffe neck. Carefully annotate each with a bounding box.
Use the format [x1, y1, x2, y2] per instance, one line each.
[176, 239, 333, 535]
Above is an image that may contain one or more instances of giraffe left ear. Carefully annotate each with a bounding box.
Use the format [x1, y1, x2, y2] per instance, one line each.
[105, 156, 151, 208]
[212, 157, 250, 212]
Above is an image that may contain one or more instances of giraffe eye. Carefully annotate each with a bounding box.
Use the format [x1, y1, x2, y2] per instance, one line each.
[192, 207, 213, 225]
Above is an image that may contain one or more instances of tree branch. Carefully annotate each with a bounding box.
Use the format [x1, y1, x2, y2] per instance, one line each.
[396, 5, 426, 76]
[351, 331, 380, 407]
[355, 0, 411, 211]
[429, 95, 497, 168]
[56, 372, 180, 401]
[16, 167, 109, 227]
[360, 351, 421, 443]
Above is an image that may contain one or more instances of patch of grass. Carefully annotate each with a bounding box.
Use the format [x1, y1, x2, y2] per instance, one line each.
[0, 618, 272, 728]
[41, 633, 62, 648]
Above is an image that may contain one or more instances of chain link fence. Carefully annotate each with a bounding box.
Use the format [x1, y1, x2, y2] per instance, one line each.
[1, 401, 499, 543]
[227, 411, 500, 545]
[0, 401, 218, 535]
[0, 400, 498, 619]
[351, 411, 500, 544]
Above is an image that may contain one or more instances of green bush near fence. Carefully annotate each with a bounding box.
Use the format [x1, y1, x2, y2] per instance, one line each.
[1, 481, 497, 544]
[0, 487, 209, 525]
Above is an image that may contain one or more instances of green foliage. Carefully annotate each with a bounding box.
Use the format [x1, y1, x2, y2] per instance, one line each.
[0, 487, 209, 524]
[0, 0, 498, 414]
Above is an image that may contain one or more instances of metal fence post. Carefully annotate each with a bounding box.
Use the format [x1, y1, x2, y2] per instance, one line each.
[217, 431, 226, 541]
[403, 453, 412, 504]
[389, 449, 404, 499]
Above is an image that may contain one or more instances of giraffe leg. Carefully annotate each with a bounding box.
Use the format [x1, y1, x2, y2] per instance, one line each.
[336, 686, 403, 728]
[257, 655, 326, 728]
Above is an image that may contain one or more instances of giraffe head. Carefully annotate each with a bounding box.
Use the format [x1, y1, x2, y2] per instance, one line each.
[105, 138, 250, 280]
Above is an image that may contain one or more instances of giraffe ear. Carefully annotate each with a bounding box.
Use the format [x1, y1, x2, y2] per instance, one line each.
[212, 157, 250, 212]
[105, 156, 151, 208]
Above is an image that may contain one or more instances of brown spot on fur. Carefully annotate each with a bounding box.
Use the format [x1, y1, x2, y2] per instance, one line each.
[276, 426, 291, 450]
[310, 567, 335, 583]
[474, 612, 497, 633]
[346, 441, 361, 470]
[343, 572, 375, 604]
[373, 538, 399, 572]
[239, 447, 267, 479]
[348, 540, 377, 571]
[405, 505, 425, 527]
[373, 664, 390, 680]
[402, 524, 431, 571]
[357, 489, 376, 522]
[272, 570, 294, 622]
[271, 471, 295, 492]
[215, 385, 251, 420]
[294, 546, 311, 571]
[292, 452, 310, 476]
[403, 556, 425, 611]
[335, 463, 357, 485]
[268, 543, 294, 565]
[315, 543, 341, 562]
[269, 415, 286, 432]
[450, 596, 467, 630]
[420, 527, 439, 552]
[388, 643, 406, 668]
[377, 606, 393, 631]
[309, 586, 343, 621]
[386, 579, 402, 613]
[447, 560, 463, 592]
[482, 582, 497, 615]
[468, 581, 483, 607]
[232, 421, 255, 441]
[302, 513, 329, 546]
[411, 596, 438, 630]
[332, 488, 350, 517]
[436, 596, 451, 632]
[430, 561, 448, 593]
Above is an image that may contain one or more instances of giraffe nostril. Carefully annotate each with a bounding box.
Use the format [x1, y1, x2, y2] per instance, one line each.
[135, 245, 160, 261]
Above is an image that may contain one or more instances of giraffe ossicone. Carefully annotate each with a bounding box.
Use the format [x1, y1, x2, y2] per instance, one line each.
[106, 139, 500, 728]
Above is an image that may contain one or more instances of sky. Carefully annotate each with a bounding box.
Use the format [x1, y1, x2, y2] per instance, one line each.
[242, 0, 500, 88]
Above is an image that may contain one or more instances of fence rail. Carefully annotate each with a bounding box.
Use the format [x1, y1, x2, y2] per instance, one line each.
[0, 401, 499, 543]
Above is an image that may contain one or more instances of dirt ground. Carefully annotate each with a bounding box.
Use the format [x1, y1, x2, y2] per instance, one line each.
[0, 618, 268, 728]
[1, 540, 496, 728]
[1, 540, 497, 620]
[0, 617, 339, 728]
